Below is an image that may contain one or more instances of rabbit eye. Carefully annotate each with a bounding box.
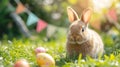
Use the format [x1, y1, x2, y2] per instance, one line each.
[82, 28, 84, 32]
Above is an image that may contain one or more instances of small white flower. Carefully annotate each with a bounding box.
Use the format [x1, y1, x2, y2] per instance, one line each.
[51, 12, 61, 20]
[0, 57, 3, 60]
[99, 60, 104, 63]
[8, 40, 12, 44]
[81, 59, 85, 62]
[111, 61, 119, 66]
[43, 0, 53, 5]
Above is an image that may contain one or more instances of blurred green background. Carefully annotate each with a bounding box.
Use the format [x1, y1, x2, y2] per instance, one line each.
[0, 0, 120, 51]
[0, 0, 120, 39]
[1, 0, 120, 66]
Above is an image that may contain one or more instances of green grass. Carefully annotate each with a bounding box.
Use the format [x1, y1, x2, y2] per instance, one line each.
[0, 31, 120, 67]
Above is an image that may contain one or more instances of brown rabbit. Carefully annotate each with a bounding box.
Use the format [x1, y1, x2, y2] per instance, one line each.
[66, 7, 104, 59]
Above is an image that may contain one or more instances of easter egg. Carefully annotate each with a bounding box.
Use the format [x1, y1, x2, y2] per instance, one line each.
[36, 53, 55, 67]
[14, 59, 30, 67]
[35, 47, 46, 54]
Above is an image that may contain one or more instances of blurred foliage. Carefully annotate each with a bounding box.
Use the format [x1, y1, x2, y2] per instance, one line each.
[0, 0, 120, 39]
[0, 0, 76, 39]
[19, 0, 70, 26]
[0, 0, 21, 39]
[1, 0, 120, 67]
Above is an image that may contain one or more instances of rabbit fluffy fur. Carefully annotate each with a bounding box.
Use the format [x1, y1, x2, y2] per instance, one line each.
[66, 7, 104, 58]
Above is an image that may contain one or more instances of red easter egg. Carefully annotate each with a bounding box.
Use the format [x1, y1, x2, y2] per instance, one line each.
[14, 59, 30, 67]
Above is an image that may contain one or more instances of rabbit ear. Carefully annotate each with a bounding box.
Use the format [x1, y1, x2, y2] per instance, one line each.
[67, 7, 79, 23]
[81, 8, 92, 24]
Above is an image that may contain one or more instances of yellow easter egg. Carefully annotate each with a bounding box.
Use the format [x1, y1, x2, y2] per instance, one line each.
[36, 53, 55, 67]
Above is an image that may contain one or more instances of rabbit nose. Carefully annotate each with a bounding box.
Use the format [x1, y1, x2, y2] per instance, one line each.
[72, 34, 76, 39]
[70, 34, 80, 41]
[70, 36, 74, 41]
[73, 36, 80, 41]
[75, 36, 80, 41]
